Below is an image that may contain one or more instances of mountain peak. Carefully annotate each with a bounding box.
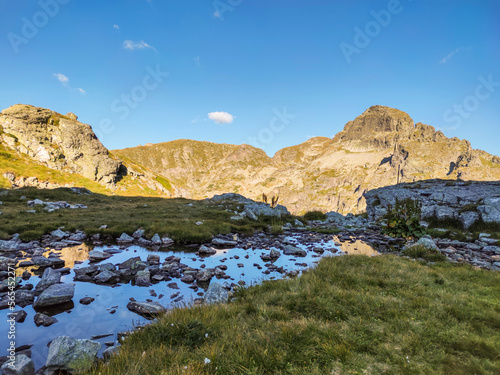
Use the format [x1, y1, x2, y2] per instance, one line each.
[333, 105, 415, 151]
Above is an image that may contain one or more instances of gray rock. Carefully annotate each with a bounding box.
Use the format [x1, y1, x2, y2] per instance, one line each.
[483, 246, 500, 254]
[161, 237, 174, 246]
[294, 219, 304, 227]
[0, 354, 34, 375]
[14, 290, 35, 308]
[88, 250, 112, 262]
[8, 310, 27, 323]
[45, 336, 101, 373]
[126, 301, 166, 316]
[147, 254, 160, 265]
[0, 240, 18, 252]
[134, 270, 150, 287]
[435, 206, 455, 220]
[459, 211, 479, 230]
[79, 297, 95, 305]
[244, 208, 258, 221]
[132, 229, 145, 238]
[151, 233, 162, 245]
[196, 269, 212, 283]
[199, 245, 216, 255]
[33, 283, 75, 308]
[117, 233, 134, 243]
[50, 229, 67, 240]
[204, 282, 229, 304]
[34, 313, 58, 327]
[269, 248, 281, 259]
[478, 197, 500, 223]
[211, 238, 237, 247]
[406, 235, 439, 251]
[94, 270, 119, 284]
[283, 245, 307, 257]
[35, 268, 61, 293]
[103, 344, 120, 360]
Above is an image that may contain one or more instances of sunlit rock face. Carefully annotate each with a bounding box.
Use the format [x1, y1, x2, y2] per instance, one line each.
[115, 105, 500, 214]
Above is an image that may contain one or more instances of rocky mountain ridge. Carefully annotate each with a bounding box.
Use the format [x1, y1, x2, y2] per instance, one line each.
[1, 104, 499, 214]
[115, 105, 500, 214]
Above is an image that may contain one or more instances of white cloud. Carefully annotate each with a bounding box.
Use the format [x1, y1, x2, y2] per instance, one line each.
[53, 73, 85, 95]
[123, 40, 157, 52]
[194, 55, 201, 67]
[53, 73, 69, 86]
[113, 24, 119, 29]
[439, 47, 468, 64]
[214, 10, 221, 18]
[208, 111, 234, 124]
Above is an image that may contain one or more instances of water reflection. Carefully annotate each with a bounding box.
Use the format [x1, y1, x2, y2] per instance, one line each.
[332, 236, 379, 256]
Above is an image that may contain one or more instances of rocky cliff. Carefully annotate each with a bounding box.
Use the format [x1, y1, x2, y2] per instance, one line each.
[0, 104, 123, 187]
[115, 105, 500, 214]
[0, 104, 179, 196]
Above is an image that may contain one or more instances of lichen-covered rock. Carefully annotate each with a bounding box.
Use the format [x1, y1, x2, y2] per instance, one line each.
[204, 282, 229, 304]
[0, 354, 35, 375]
[45, 336, 101, 373]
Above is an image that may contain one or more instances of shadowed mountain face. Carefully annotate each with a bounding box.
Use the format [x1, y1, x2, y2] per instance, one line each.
[1, 104, 499, 214]
[114, 105, 500, 214]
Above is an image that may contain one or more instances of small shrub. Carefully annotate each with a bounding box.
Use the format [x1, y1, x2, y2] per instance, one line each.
[270, 224, 284, 235]
[303, 211, 326, 221]
[382, 198, 426, 239]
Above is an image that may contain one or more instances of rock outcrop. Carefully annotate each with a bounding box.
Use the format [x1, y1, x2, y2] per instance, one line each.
[114, 105, 500, 214]
[365, 179, 500, 229]
[0, 104, 123, 187]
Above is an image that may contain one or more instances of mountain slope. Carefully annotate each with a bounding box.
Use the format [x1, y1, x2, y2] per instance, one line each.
[0, 104, 178, 197]
[115, 105, 500, 214]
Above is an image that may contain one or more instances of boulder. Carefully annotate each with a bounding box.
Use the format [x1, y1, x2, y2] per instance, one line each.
[204, 282, 229, 304]
[132, 229, 145, 238]
[88, 250, 112, 262]
[34, 313, 58, 327]
[161, 237, 174, 246]
[211, 238, 237, 247]
[196, 269, 212, 283]
[244, 208, 258, 221]
[199, 245, 216, 255]
[0, 354, 34, 375]
[45, 336, 101, 373]
[33, 283, 75, 308]
[8, 310, 27, 323]
[94, 270, 119, 284]
[269, 248, 281, 259]
[134, 270, 150, 287]
[79, 297, 95, 305]
[459, 211, 480, 230]
[126, 301, 166, 316]
[34, 268, 61, 293]
[117, 233, 134, 243]
[283, 245, 307, 257]
[151, 233, 162, 245]
[50, 229, 67, 241]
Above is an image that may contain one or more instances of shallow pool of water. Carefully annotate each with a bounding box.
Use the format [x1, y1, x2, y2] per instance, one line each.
[1, 234, 362, 369]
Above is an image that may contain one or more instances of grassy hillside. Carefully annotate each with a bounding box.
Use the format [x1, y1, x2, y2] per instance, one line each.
[0, 187, 279, 242]
[87, 255, 500, 375]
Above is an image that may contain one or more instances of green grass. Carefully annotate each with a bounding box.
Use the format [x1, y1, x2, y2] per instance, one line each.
[86, 255, 500, 375]
[303, 211, 327, 221]
[0, 187, 272, 243]
[308, 228, 342, 235]
[402, 245, 447, 262]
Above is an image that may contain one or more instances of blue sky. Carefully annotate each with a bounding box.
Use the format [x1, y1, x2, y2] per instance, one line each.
[0, 0, 499, 156]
